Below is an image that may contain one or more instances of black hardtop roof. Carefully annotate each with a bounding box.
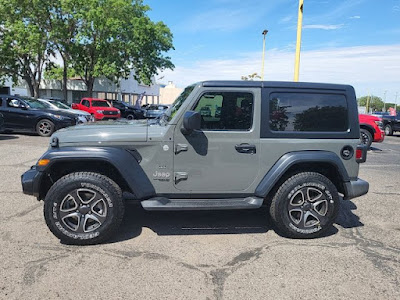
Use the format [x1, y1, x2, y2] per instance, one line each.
[200, 80, 353, 91]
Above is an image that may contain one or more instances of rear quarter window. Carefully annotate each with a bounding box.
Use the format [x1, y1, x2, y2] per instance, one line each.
[269, 92, 348, 132]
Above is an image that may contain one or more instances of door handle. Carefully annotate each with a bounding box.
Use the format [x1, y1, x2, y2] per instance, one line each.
[235, 143, 256, 154]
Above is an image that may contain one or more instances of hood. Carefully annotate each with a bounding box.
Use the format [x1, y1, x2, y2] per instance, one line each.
[39, 109, 77, 119]
[54, 119, 149, 145]
[64, 108, 91, 116]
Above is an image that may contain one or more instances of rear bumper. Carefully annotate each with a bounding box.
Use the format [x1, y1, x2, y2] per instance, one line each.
[21, 166, 42, 198]
[343, 178, 369, 200]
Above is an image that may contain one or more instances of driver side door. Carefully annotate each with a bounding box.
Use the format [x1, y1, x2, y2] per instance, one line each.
[173, 88, 260, 194]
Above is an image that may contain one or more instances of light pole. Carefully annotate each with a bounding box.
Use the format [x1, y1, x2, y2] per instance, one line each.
[383, 90, 387, 111]
[261, 29, 268, 81]
[294, 0, 304, 82]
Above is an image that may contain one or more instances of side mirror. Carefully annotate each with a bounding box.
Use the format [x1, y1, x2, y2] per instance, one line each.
[19, 103, 28, 110]
[181, 110, 201, 135]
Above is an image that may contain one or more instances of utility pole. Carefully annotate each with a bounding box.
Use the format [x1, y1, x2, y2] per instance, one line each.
[383, 90, 387, 111]
[294, 0, 304, 82]
[261, 29, 268, 81]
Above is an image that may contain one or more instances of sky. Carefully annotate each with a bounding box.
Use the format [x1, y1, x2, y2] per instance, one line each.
[145, 0, 400, 102]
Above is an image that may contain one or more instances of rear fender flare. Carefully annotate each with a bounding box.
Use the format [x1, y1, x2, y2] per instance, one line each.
[255, 151, 349, 198]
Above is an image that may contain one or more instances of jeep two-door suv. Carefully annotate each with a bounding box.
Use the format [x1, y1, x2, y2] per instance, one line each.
[22, 81, 369, 245]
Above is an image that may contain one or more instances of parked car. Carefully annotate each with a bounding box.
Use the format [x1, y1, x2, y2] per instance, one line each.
[22, 81, 368, 245]
[0, 112, 4, 132]
[38, 99, 92, 123]
[200, 106, 212, 117]
[359, 114, 385, 148]
[143, 104, 169, 119]
[107, 99, 145, 120]
[380, 112, 400, 136]
[72, 98, 120, 121]
[0, 95, 78, 137]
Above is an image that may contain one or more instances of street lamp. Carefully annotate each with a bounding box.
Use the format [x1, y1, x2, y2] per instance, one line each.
[261, 29, 268, 81]
[294, 0, 304, 82]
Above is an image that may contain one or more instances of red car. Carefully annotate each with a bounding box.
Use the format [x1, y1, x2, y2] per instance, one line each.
[72, 98, 120, 121]
[359, 114, 385, 148]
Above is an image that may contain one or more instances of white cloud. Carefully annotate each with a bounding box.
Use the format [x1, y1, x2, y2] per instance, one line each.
[279, 15, 293, 24]
[349, 15, 361, 19]
[159, 44, 400, 101]
[303, 24, 344, 30]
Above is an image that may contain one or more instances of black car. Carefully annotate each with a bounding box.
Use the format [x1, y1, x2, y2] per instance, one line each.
[0, 112, 4, 132]
[107, 99, 145, 120]
[0, 95, 78, 137]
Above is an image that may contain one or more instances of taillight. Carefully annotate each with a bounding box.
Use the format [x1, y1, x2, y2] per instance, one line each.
[356, 144, 367, 163]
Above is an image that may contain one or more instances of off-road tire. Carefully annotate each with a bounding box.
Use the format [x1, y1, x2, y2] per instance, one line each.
[36, 119, 55, 137]
[44, 172, 124, 245]
[270, 172, 340, 239]
[360, 128, 373, 149]
[384, 124, 393, 136]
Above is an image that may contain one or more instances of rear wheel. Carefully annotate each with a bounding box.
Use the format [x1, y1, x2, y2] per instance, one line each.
[384, 124, 393, 136]
[360, 128, 373, 149]
[36, 119, 55, 137]
[44, 172, 124, 245]
[270, 172, 340, 239]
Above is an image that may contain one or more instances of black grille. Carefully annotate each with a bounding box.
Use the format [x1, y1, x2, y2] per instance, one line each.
[104, 111, 117, 115]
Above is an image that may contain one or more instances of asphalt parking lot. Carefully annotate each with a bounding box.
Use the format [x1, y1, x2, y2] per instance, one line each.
[0, 133, 399, 300]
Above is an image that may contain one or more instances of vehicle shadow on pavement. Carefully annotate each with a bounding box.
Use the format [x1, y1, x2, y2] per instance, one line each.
[108, 204, 272, 243]
[335, 199, 364, 229]
[0, 134, 19, 141]
[108, 199, 363, 243]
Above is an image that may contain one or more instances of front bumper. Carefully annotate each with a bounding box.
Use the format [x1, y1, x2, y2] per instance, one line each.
[21, 166, 43, 198]
[343, 178, 369, 200]
[373, 129, 385, 143]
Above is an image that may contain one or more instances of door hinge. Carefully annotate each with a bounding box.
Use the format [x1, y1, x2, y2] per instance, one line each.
[174, 172, 188, 184]
[175, 143, 188, 154]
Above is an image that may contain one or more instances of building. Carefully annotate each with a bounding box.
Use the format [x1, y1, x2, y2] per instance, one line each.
[2, 71, 161, 105]
[159, 81, 183, 104]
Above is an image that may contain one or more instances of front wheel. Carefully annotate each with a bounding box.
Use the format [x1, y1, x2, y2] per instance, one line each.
[36, 119, 55, 137]
[384, 124, 393, 136]
[44, 172, 125, 245]
[126, 114, 135, 120]
[270, 172, 340, 239]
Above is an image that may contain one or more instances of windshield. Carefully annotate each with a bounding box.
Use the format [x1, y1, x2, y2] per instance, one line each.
[164, 85, 195, 123]
[92, 100, 111, 107]
[49, 101, 70, 109]
[23, 98, 51, 109]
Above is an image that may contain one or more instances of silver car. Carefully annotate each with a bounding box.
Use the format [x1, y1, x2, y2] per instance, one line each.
[38, 99, 93, 123]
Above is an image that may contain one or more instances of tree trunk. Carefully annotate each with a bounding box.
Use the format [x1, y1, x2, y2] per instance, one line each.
[86, 77, 95, 97]
[33, 82, 40, 99]
[25, 77, 35, 97]
[63, 62, 68, 103]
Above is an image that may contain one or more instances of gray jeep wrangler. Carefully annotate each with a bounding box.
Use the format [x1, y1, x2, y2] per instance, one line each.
[22, 81, 369, 245]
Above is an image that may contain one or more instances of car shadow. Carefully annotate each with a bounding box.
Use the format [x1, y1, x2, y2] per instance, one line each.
[370, 146, 383, 151]
[108, 198, 363, 244]
[0, 134, 19, 141]
[108, 203, 272, 244]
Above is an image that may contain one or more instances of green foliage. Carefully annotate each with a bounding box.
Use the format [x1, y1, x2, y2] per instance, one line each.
[44, 64, 77, 80]
[357, 96, 384, 112]
[0, 0, 54, 97]
[0, 0, 174, 96]
[241, 73, 261, 81]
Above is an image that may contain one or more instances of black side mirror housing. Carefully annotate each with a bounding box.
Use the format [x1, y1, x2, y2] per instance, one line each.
[20, 104, 28, 110]
[181, 110, 201, 135]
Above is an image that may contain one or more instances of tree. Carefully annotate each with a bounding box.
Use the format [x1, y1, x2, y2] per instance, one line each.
[0, 0, 53, 97]
[357, 96, 384, 112]
[241, 73, 261, 81]
[71, 0, 174, 96]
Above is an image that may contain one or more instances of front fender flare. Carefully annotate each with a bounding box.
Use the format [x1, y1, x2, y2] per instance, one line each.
[39, 147, 155, 200]
[255, 151, 350, 198]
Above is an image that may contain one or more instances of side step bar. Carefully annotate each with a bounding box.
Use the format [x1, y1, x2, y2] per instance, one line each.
[141, 197, 264, 211]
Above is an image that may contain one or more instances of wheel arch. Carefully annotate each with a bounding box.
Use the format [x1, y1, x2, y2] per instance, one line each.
[359, 124, 375, 136]
[255, 151, 349, 200]
[37, 147, 156, 201]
